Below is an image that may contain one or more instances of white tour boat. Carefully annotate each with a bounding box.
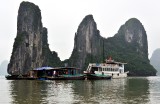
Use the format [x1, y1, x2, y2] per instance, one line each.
[84, 57, 129, 79]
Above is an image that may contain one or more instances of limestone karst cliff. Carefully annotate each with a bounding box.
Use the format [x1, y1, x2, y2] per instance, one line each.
[68, 15, 103, 69]
[150, 48, 160, 75]
[0, 60, 8, 75]
[8, 1, 156, 76]
[7, 2, 61, 75]
[108, 18, 156, 76]
[67, 15, 156, 76]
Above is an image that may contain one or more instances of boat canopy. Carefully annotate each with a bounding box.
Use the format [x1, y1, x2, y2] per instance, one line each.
[33, 67, 80, 71]
[33, 67, 54, 70]
[53, 67, 80, 70]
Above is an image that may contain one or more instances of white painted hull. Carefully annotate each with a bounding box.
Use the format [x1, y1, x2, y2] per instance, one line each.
[94, 71, 129, 79]
[84, 59, 129, 79]
[111, 73, 128, 79]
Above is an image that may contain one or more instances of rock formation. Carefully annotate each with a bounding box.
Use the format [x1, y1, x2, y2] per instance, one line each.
[7, 2, 61, 75]
[68, 15, 156, 76]
[7, 1, 156, 76]
[68, 15, 103, 69]
[0, 60, 8, 75]
[115, 18, 148, 58]
[150, 48, 160, 75]
[111, 18, 156, 76]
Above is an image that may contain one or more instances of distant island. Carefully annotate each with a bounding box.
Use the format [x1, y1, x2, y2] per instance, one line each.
[150, 48, 160, 75]
[7, 1, 156, 76]
[0, 60, 8, 76]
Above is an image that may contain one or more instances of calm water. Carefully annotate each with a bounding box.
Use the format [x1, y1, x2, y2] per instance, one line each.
[0, 76, 160, 104]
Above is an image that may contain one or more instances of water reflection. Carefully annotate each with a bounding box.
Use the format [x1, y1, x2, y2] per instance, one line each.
[7, 78, 151, 104]
[46, 80, 75, 104]
[10, 80, 49, 104]
[124, 77, 149, 104]
[71, 78, 149, 104]
[148, 76, 160, 103]
[0, 77, 12, 104]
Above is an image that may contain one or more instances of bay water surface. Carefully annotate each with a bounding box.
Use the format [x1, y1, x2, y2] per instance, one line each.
[0, 76, 160, 104]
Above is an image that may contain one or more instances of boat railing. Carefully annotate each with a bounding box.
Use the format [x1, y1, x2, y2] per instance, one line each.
[106, 66, 119, 68]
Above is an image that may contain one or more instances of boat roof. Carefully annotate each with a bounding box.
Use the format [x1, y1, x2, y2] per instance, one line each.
[106, 60, 127, 64]
[33, 67, 80, 71]
[53, 67, 80, 70]
[105, 57, 127, 64]
[33, 66, 54, 70]
[89, 60, 127, 66]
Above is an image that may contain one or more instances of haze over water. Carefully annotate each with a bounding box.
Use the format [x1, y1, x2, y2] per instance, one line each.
[0, 76, 160, 104]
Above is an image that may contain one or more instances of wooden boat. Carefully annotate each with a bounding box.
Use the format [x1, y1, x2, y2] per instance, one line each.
[46, 67, 85, 80]
[84, 57, 129, 79]
[5, 75, 22, 80]
[6, 67, 85, 80]
[5, 75, 37, 80]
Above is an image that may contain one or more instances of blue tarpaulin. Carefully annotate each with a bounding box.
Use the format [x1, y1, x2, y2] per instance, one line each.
[34, 67, 54, 70]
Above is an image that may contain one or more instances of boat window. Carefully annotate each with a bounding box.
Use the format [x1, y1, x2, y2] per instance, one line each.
[99, 68, 102, 71]
[119, 64, 122, 67]
[91, 67, 98, 71]
[94, 67, 98, 71]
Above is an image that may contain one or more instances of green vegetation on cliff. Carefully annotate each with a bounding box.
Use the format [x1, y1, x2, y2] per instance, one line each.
[8, 2, 156, 76]
[42, 28, 62, 67]
[67, 17, 157, 76]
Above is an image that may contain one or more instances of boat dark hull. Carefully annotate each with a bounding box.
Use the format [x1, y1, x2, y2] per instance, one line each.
[85, 74, 112, 80]
[5, 75, 38, 80]
[5, 75, 85, 80]
[62, 76, 85, 80]
[49, 75, 85, 80]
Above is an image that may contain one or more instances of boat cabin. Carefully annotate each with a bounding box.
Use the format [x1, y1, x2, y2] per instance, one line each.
[84, 58, 128, 78]
[29, 67, 81, 78]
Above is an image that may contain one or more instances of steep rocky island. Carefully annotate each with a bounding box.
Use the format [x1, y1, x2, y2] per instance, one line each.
[67, 15, 156, 76]
[66, 15, 103, 69]
[150, 48, 160, 75]
[7, 2, 61, 75]
[7, 1, 156, 76]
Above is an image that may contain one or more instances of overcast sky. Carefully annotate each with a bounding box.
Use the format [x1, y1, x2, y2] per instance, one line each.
[0, 0, 160, 64]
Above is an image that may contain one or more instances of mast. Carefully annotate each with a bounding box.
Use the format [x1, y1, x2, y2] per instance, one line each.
[102, 38, 105, 63]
